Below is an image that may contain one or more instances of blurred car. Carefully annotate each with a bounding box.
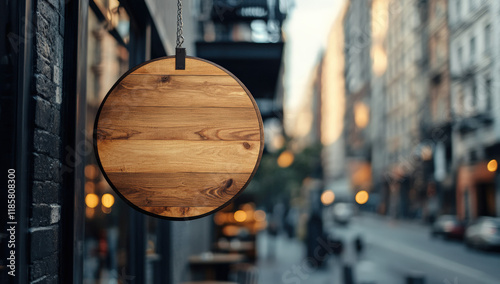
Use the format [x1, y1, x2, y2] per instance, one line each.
[431, 215, 465, 239]
[332, 203, 355, 225]
[465, 217, 500, 251]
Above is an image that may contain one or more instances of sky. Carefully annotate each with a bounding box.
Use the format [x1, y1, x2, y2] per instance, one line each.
[282, 0, 345, 111]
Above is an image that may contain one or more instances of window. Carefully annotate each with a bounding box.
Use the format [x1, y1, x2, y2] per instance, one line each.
[457, 46, 463, 70]
[456, 0, 461, 19]
[485, 78, 492, 111]
[471, 79, 477, 108]
[484, 24, 491, 55]
[470, 36, 476, 63]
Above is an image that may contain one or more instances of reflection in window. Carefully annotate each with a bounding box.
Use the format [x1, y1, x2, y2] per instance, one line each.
[83, 5, 129, 284]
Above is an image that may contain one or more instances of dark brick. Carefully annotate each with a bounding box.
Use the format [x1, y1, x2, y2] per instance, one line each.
[38, 0, 59, 26]
[30, 253, 58, 281]
[54, 34, 63, 67]
[35, 34, 51, 61]
[31, 274, 58, 284]
[59, 13, 64, 36]
[35, 74, 57, 103]
[30, 226, 59, 261]
[34, 129, 60, 158]
[33, 153, 61, 183]
[35, 56, 53, 80]
[31, 204, 55, 227]
[35, 97, 51, 130]
[34, 97, 60, 134]
[46, 0, 59, 10]
[36, 12, 50, 39]
[52, 107, 60, 131]
[33, 181, 60, 204]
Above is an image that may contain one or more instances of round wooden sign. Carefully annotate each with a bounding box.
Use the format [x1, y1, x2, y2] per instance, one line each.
[93, 56, 264, 220]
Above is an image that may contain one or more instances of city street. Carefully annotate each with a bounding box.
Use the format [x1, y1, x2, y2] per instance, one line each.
[257, 214, 500, 284]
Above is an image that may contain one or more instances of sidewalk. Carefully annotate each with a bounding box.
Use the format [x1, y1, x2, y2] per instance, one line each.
[256, 228, 402, 284]
[256, 232, 334, 284]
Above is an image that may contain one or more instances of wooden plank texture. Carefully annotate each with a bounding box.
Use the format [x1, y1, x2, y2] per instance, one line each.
[106, 75, 253, 108]
[97, 107, 260, 141]
[95, 57, 263, 219]
[107, 172, 249, 207]
[97, 140, 259, 173]
[142, 206, 219, 217]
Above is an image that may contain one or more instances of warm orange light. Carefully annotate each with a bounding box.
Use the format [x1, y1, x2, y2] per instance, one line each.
[85, 181, 95, 193]
[354, 102, 370, 129]
[321, 190, 335, 206]
[372, 45, 387, 76]
[222, 225, 241, 236]
[421, 145, 433, 161]
[241, 203, 255, 211]
[85, 207, 95, 219]
[234, 210, 247, 222]
[214, 212, 226, 225]
[487, 159, 498, 172]
[355, 191, 369, 205]
[85, 193, 99, 208]
[254, 210, 266, 222]
[85, 164, 99, 179]
[101, 193, 115, 208]
[277, 151, 294, 168]
[101, 205, 112, 214]
[272, 135, 285, 150]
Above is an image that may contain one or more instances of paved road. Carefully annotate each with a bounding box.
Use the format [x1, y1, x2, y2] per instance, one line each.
[256, 213, 500, 284]
[330, 213, 500, 284]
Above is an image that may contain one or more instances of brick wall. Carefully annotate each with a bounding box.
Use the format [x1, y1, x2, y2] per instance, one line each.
[29, 0, 65, 282]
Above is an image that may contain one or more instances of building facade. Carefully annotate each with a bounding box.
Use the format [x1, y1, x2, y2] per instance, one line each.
[449, 0, 500, 220]
[383, 0, 430, 218]
[343, 0, 373, 199]
[370, 0, 389, 213]
[321, 0, 350, 200]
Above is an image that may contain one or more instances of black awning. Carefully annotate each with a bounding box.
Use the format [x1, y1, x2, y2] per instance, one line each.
[195, 41, 284, 100]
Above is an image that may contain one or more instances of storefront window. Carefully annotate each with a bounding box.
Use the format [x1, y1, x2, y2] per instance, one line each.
[83, 5, 130, 283]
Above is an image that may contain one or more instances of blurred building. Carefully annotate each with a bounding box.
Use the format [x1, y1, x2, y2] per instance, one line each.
[370, 0, 389, 213]
[419, 0, 454, 218]
[321, 1, 350, 201]
[343, 0, 373, 202]
[449, 0, 500, 219]
[383, 0, 430, 218]
[196, 0, 286, 123]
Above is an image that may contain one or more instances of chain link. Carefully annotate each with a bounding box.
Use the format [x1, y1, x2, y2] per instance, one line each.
[176, 0, 184, 48]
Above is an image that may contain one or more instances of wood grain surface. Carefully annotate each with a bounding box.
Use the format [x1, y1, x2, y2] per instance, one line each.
[94, 57, 263, 219]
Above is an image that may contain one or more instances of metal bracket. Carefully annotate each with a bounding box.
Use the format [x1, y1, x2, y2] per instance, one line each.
[175, 48, 186, 70]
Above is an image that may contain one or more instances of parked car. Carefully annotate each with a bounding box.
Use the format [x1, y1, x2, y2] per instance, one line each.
[465, 217, 500, 251]
[431, 215, 465, 239]
[332, 203, 355, 225]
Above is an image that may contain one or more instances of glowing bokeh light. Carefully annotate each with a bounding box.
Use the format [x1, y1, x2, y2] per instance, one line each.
[321, 190, 335, 206]
[234, 210, 247, 222]
[85, 193, 99, 208]
[254, 210, 266, 222]
[355, 191, 369, 205]
[487, 159, 498, 172]
[277, 151, 294, 168]
[101, 193, 115, 208]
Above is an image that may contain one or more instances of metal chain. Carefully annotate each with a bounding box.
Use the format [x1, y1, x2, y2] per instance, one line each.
[176, 0, 184, 48]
